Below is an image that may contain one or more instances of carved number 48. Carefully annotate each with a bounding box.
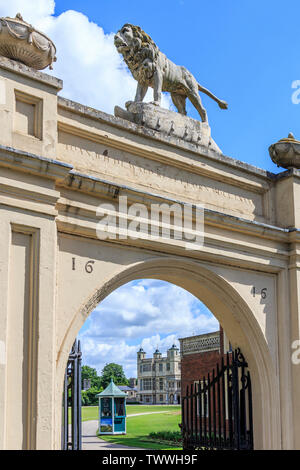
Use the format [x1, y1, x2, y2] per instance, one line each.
[251, 287, 267, 299]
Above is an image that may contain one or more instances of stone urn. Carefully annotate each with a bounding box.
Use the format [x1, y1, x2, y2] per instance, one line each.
[0, 13, 56, 70]
[269, 133, 300, 169]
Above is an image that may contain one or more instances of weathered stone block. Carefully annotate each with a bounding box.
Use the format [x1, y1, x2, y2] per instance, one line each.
[114, 101, 221, 153]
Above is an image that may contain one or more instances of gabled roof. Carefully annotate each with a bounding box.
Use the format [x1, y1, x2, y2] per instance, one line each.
[96, 379, 127, 398]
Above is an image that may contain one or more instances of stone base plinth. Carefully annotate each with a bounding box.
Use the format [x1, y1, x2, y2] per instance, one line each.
[114, 101, 221, 153]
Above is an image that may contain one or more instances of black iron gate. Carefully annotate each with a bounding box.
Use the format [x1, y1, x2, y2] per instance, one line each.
[61, 339, 82, 450]
[181, 348, 253, 450]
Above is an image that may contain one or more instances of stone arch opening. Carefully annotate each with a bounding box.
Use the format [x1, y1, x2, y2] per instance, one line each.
[56, 257, 280, 450]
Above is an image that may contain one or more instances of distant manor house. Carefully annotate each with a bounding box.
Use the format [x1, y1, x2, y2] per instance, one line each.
[137, 345, 181, 404]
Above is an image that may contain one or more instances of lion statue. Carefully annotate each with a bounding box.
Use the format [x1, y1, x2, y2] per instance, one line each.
[114, 24, 228, 123]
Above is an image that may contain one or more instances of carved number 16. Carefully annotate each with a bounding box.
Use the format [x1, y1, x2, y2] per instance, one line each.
[72, 258, 95, 273]
[251, 287, 267, 299]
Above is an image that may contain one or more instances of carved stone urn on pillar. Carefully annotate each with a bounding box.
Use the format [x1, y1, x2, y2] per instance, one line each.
[0, 13, 56, 70]
[269, 133, 300, 169]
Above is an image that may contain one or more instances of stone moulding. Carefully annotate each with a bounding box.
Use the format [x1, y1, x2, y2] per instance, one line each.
[0, 144, 72, 182]
[181, 332, 220, 355]
[0, 14, 56, 70]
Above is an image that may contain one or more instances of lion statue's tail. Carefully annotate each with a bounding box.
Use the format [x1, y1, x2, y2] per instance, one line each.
[198, 83, 228, 109]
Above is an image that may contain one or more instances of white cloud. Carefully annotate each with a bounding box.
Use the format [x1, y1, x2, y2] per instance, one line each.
[0, 0, 171, 113]
[79, 279, 219, 377]
[0, 0, 54, 25]
[80, 337, 139, 378]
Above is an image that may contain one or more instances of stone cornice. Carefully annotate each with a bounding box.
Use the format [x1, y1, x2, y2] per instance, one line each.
[273, 167, 300, 181]
[58, 169, 293, 242]
[1, 144, 299, 247]
[0, 144, 72, 181]
[0, 56, 63, 90]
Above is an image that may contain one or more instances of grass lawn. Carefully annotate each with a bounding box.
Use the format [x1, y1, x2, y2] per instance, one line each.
[81, 406, 98, 422]
[97, 407, 182, 450]
[79, 404, 182, 449]
[81, 404, 180, 421]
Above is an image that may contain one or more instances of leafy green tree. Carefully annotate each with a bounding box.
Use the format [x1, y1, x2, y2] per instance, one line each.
[81, 365, 102, 389]
[100, 363, 129, 389]
[81, 365, 103, 405]
[85, 385, 103, 405]
[81, 389, 90, 406]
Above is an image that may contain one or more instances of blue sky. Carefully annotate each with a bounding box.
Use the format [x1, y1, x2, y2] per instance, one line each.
[52, 0, 300, 171]
[1, 1, 298, 376]
[78, 279, 218, 377]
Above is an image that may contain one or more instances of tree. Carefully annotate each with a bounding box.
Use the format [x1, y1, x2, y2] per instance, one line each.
[81, 365, 102, 389]
[100, 363, 129, 389]
[81, 365, 103, 405]
[81, 389, 90, 406]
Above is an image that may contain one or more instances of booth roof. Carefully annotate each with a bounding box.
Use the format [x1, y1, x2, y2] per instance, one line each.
[96, 379, 127, 398]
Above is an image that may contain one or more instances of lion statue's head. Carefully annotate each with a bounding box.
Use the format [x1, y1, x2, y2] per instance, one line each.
[114, 24, 159, 83]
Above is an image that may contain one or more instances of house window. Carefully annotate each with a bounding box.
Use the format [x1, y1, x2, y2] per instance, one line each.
[143, 378, 152, 390]
[159, 363, 163, 372]
[166, 363, 170, 371]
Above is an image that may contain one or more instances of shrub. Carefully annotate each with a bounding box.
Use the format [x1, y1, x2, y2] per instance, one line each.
[148, 430, 182, 443]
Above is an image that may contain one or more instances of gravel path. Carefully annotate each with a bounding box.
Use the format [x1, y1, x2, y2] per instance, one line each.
[82, 420, 141, 450]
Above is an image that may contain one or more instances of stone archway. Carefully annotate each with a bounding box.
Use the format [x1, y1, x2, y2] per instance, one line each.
[0, 56, 299, 451]
[55, 257, 280, 450]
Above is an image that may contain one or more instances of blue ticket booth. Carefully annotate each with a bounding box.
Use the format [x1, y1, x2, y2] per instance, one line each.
[97, 379, 127, 434]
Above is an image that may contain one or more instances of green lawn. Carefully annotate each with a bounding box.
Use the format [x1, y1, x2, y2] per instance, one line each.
[79, 404, 182, 449]
[81, 404, 180, 421]
[82, 406, 98, 422]
[97, 407, 182, 450]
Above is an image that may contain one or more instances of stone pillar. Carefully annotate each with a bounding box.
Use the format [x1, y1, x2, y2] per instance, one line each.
[274, 166, 300, 448]
[0, 57, 62, 161]
[288, 252, 300, 448]
[0, 52, 70, 449]
[275, 170, 300, 229]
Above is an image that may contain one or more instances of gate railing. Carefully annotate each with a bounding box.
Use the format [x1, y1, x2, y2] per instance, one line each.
[181, 348, 253, 450]
[61, 339, 82, 450]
